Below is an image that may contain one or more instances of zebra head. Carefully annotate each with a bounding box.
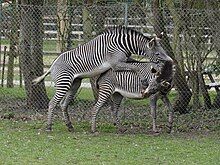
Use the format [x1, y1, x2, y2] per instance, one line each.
[139, 32, 173, 63]
[142, 60, 175, 97]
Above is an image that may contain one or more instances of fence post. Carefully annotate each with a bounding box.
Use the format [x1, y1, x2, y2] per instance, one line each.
[19, 56, 22, 88]
[124, 2, 128, 27]
[1, 46, 7, 87]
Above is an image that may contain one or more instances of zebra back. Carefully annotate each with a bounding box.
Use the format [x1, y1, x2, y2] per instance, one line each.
[97, 61, 174, 95]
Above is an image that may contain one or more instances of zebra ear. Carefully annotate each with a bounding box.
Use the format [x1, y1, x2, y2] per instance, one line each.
[155, 32, 164, 41]
[147, 38, 155, 49]
[161, 81, 171, 88]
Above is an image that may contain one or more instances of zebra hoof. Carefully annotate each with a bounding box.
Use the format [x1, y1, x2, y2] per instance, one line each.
[117, 127, 127, 134]
[45, 126, 52, 132]
[166, 125, 173, 134]
[152, 129, 160, 134]
[166, 127, 173, 134]
[152, 131, 160, 136]
[91, 131, 99, 136]
[68, 127, 74, 132]
[66, 123, 74, 132]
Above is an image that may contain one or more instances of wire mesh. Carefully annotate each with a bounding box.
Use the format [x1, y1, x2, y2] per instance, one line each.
[0, 3, 219, 132]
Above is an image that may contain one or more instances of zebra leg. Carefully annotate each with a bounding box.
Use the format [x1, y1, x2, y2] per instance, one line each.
[161, 95, 174, 133]
[46, 74, 72, 132]
[111, 93, 126, 133]
[46, 98, 57, 132]
[60, 79, 82, 132]
[114, 62, 140, 73]
[91, 84, 113, 133]
[149, 94, 159, 133]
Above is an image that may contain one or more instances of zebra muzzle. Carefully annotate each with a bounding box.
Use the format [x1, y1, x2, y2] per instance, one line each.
[141, 88, 151, 98]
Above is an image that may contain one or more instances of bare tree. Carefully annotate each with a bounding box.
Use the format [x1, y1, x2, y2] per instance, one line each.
[6, 0, 18, 88]
[205, 1, 220, 108]
[152, 0, 192, 113]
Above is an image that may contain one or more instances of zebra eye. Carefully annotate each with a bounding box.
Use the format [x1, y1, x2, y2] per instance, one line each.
[155, 52, 160, 56]
[147, 38, 155, 49]
[151, 67, 157, 73]
[161, 81, 170, 87]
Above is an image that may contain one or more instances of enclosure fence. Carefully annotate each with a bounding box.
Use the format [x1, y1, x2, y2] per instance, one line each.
[0, 3, 219, 131]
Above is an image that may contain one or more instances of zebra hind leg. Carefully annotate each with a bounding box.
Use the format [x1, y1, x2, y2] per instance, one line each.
[46, 75, 72, 132]
[111, 93, 126, 134]
[46, 98, 58, 132]
[91, 85, 113, 134]
[60, 79, 82, 132]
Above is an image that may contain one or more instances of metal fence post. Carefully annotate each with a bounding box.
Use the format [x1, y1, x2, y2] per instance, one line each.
[124, 2, 128, 27]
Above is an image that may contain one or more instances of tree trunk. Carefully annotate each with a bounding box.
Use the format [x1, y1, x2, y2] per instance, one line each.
[83, 0, 93, 42]
[152, 0, 192, 114]
[205, 1, 220, 108]
[66, 0, 74, 50]
[31, 1, 50, 109]
[20, 0, 49, 109]
[94, 0, 106, 35]
[191, 70, 201, 109]
[57, 0, 67, 52]
[82, 0, 98, 99]
[20, 3, 32, 106]
[7, 0, 18, 88]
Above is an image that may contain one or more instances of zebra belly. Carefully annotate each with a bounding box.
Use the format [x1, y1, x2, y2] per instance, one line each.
[74, 62, 112, 78]
[114, 88, 144, 99]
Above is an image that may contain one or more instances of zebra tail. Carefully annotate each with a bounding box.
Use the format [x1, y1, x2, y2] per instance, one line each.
[32, 67, 51, 85]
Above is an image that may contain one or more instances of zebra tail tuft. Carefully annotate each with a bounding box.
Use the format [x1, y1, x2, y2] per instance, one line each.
[32, 68, 51, 85]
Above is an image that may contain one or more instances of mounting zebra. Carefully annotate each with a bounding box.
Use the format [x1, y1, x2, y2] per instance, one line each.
[91, 60, 175, 134]
[32, 26, 173, 132]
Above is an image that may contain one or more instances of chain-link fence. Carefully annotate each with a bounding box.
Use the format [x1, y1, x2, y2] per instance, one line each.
[0, 2, 219, 132]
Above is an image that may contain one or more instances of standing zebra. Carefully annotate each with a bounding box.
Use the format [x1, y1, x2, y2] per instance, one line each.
[33, 27, 172, 131]
[91, 60, 175, 133]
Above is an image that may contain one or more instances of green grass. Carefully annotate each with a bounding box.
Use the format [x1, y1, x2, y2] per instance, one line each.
[1, 39, 83, 52]
[0, 86, 218, 107]
[0, 120, 219, 165]
[0, 86, 94, 101]
[0, 87, 27, 99]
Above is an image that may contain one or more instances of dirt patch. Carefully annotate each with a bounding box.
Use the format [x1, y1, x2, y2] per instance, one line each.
[0, 98, 220, 134]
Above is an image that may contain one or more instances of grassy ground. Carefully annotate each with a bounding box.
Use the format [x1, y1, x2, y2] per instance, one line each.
[0, 87, 220, 164]
[0, 119, 219, 165]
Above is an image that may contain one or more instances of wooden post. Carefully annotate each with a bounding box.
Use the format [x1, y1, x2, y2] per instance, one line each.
[19, 56, 22, 88]
[1, 46, 7, 87]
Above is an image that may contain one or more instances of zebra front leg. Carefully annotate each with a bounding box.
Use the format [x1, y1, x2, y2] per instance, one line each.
[149, 94, 159, 133]
[60, 79, 82, 132]
[162, 95, 174, 133]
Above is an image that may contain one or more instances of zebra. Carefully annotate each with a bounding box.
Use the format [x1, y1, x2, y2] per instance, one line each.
[91, 60, 175, 133]
[32, 27, 173, 132]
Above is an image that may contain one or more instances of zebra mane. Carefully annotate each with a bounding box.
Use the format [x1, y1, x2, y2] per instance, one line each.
[158, 61, 174, 82]
[101, 26, 151, 40]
